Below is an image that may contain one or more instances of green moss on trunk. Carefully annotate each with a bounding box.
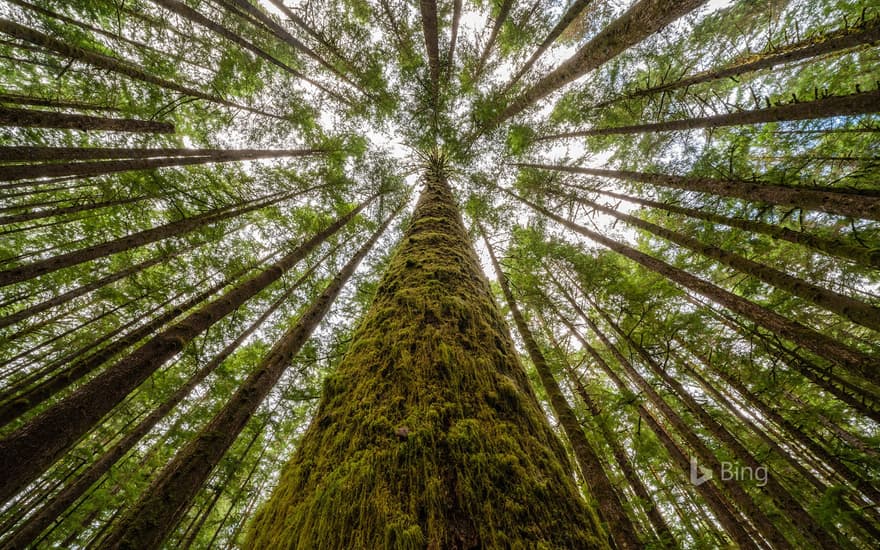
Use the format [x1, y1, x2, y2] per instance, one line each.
[246, 170, 608, 549]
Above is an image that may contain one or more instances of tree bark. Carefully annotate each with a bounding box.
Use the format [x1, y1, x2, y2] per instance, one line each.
[540, 89, 880, 138]
[560, 190, 880, 332]
[0, 92, 119, 112]
[242, 170, 610, 549]
[0, 106, 173, 134]
[508, 188, 878, 381]
[0, 195, 149, 227]
[481, 228, 641, 549]
[517, 162, 880, 220]
[0, 196, 374, 504]
[472, 0, 514, 83]
[494, 0, 707, 126]
[101, 204, 399, 549]
[566, 182, 880, 268]
[419, 0, 441, 95]
[0, 148, 323, 182]
[448, 0, 463, 70]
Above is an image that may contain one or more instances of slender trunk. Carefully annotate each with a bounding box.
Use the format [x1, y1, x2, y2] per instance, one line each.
[0, 148, 323, 182]
[101, 204, 398, 549]
[0, 106, 173, 134]
[0, 18, 284, 120]
[419, 0, 441, 94]
[541, 89, 880, 138]
[566, 182, 880, 268]
[562, 190, 880, 332]
[151, 0, 346, 103]
[0, 189, 296, 288]
[502, 0, 592, 92]
[448, 0, 462, 70]
[0, 92, 120, 112]
[509, 188, 878, 381]
[593, 19, 880, 108]
[0, 146, 316, 162]
[495, 0, 707, 126]
[549, 305, 757, 548]
[472, 0, 514, 82]
[785, 391, 880, 460]
[590, 299, 844, 548]
[481, 229, 641, 549]
[265, 0, 356, 75]
[541, 320, 676, 546]
[0, 197, 374, 504]
[0, 195, 148, 227]
[517, 162, 880, 221]
[243, 171, 610, 549]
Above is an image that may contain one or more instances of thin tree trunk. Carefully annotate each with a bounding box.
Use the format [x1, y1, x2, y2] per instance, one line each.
[540, 89, 880, 138]
[419, 0, 441, 94]
[101, 204, 398, 549]
[0, 196, 375, 504]
[472, 0, 514, 82]
[0, 106, 173, 133]
[517, 162, 880, 220]
[561, 190, 880, 332]
[0, 188, 297, 288]
[548, 304, 758, 548]
[565, 182, 880, 268]
[448, 0, 462, 70]
[590, 299, 845, 548]
[0, 92, 120, 112]
[0, 18, 285, 120]
[481, 228, 641, 549]
[507, 188, 877, 381]
[502, 0, 593, 92]
[592, 19, 880, 108]
[0, 148, 323, 182]
[494, 0, 707, 126]
[0, 196, 150, 227]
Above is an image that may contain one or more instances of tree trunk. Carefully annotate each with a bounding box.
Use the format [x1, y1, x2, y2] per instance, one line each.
[0, 148, 323, 182]
[0, 263, 314, 549]
[419, 0, 441, 94]
[548, 305, 757, 548]
[0, 18, 284, 120]
[0, 197, 374, 504]
[495, 0, 707, 126]
[0, 195, 149, 227]
[518, 162, 880, 221]
[502, 0, 593, 92]
[0, 188, 298, 288]
[566, 182, 880, 268]
[0, 92, 120, 112]
[0, 106, 173, 133]
[101, 203, 399, 549]
[562, 191, 880, 332]
[541, 89, 880, 138]
[448, 0, 462, 70]
[591, 19, 880, 108]
[509, 188, 878, 381]
[471, 0, 514, 83]
[242, 171, 610, 549]
[481, 229, 641, 549]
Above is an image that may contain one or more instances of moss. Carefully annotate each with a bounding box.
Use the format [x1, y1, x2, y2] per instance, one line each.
[245, 175, 608, 549]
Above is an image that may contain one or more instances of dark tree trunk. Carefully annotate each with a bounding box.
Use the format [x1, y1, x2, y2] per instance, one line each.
[448, 0, 463, 70]
[0, 92, 120, 112]
[101, 204, 398, 549]
[0, 106, 173, 134]
[471, 0, 514, 82]
[419, 0, 441, 94]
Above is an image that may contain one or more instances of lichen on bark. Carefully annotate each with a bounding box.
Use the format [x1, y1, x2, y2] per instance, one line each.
[246, 168, 608, 549]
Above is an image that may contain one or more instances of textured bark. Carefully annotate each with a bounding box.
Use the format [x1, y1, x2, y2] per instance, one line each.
[0, 261, 316, 549]
[592, 301, 843, 548]
[566, 182, 880, 268]
[472, 0, 514, 82]
[509, 189, 877, 381]
[419, 0, 441, 94]
[0, 18, 283, 120]
[0, 106, 173, 134]
[0, 197, 373, 505]
[0, 93, 119, 112]
[518, 162, 880, 220]
[0, 148, 323, 182]
[244, 172, 609, 549]
[482, 230, 640, 549]
[549, 306, 757, 548]
[540, 89, 880, 138]
[503, 0, 593, 92]
[101, 205, 398, 550]
[561, 191, 880, 331]
[593, 19, 880, 108]
[495, 0, 707, 126]
[0, 189, 295, 288]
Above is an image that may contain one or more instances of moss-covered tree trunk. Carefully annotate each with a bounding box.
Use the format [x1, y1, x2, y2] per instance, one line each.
[246, 167, 608, 549]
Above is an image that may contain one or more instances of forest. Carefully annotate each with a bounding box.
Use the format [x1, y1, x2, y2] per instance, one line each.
[0, 0, 878, 548]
